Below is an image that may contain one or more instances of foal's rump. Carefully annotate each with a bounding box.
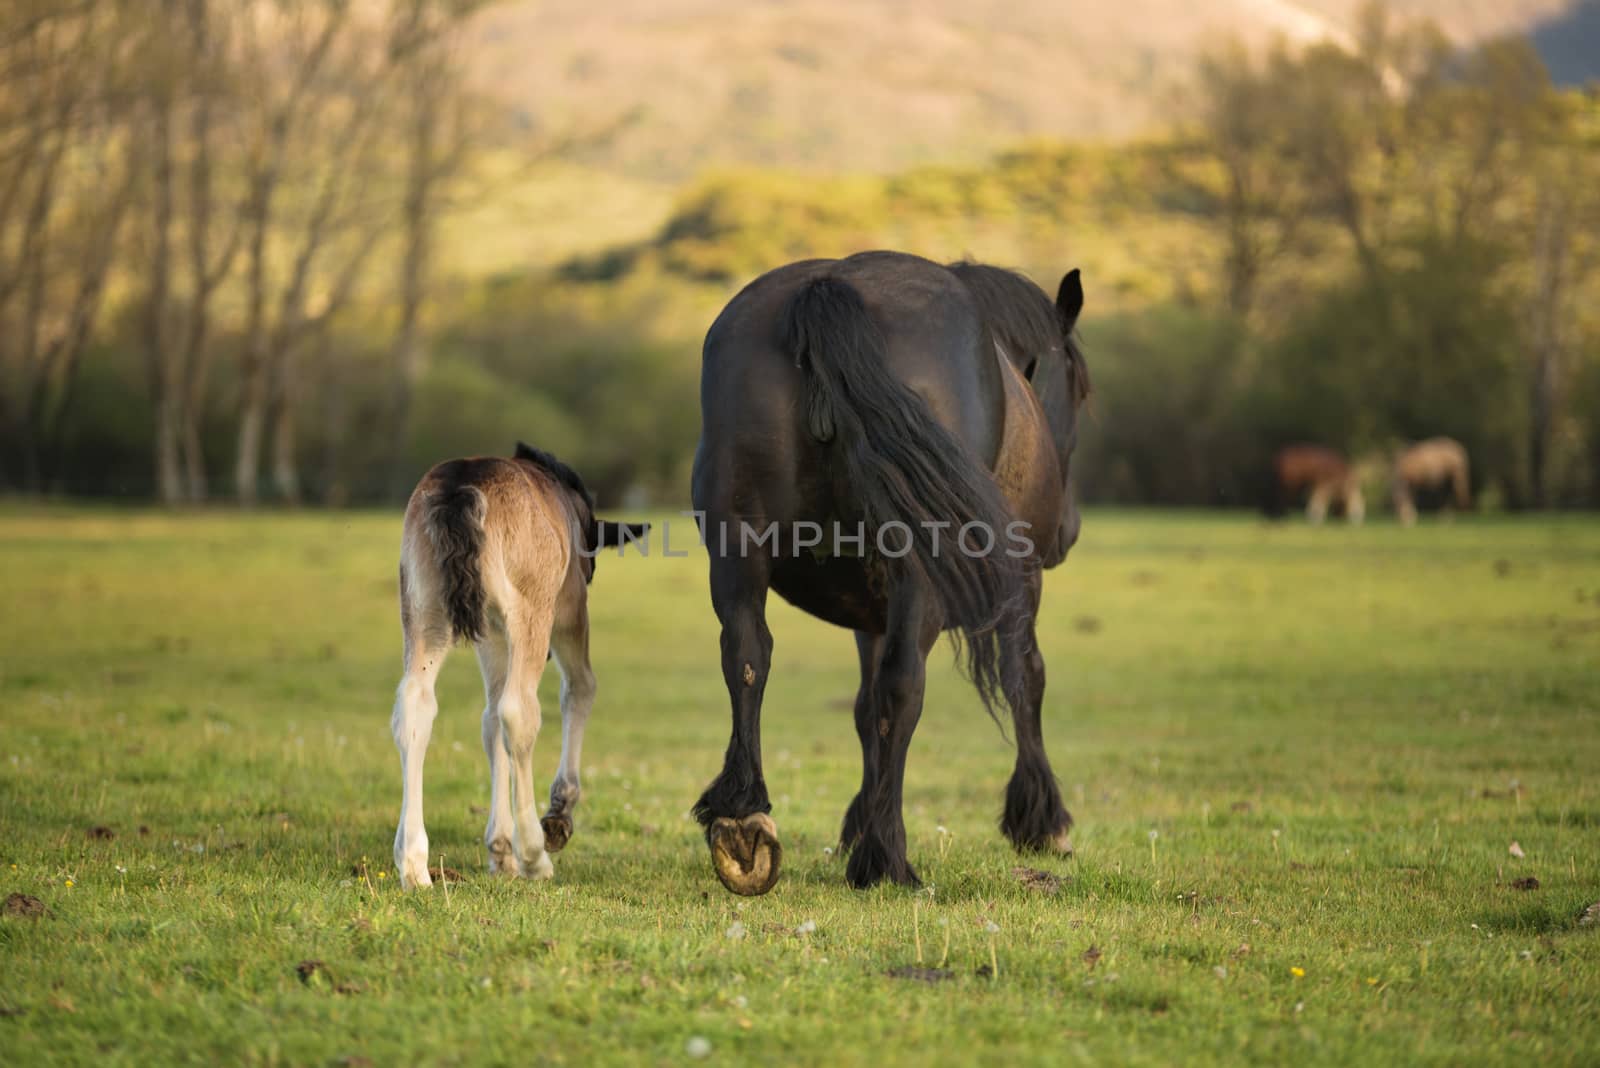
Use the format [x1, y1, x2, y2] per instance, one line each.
[401, 458, 573, 647]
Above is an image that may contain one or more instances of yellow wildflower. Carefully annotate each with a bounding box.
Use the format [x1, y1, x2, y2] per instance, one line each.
[1290, 966, 1305, 978]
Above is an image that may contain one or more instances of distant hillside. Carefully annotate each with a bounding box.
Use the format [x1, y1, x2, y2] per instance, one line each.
[462, 0, 1583, 177]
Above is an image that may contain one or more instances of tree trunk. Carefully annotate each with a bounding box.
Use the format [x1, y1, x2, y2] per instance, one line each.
[1526, 185, 1570, 509]
[155, 391, 184, 505]
[387, 78, 435, 504]
[181, 409, 207, 502]
[235, 366, 267, 507]
[270, 364, 301, 506]
[235, 178, 272, 506]
[144, 94, 182, 507]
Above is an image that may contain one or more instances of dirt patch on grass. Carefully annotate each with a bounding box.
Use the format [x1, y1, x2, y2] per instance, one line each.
[1013, 867, 1062, 894]
[885, 965, 954, 983]
[4, 893, 48, 919]
[86, 825, 115, 840]
[1510, 876, 1541, 891]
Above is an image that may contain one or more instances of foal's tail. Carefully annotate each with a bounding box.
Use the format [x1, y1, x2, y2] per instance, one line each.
[423, 482, 488, 643]
[785, 275, 1031, 724]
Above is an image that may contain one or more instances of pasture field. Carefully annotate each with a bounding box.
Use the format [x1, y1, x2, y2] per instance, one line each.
[1, 508, 1598, 1066]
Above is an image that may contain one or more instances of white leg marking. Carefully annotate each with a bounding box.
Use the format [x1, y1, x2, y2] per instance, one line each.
[476, 638, 517, 875]
[392, 652, 442, 890]
[501, 641, 553, 880]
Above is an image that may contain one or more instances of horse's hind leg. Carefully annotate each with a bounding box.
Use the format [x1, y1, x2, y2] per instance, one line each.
[1345, 483, 1366, 525]
[542, 601, 596, 854]
[1002, 576, 1073, 855]
[844, 582, 939, 890]
[500, 617, 554, 880]
[1396, 483, 1418, 526]
[475, 633, 518, 876]
[838, 630, 883, 853]
[393, 627, 448, 890]
[694, 552, 780, 896]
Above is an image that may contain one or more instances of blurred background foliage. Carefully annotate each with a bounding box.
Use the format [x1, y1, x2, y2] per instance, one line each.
[1, 0, 1597, 510]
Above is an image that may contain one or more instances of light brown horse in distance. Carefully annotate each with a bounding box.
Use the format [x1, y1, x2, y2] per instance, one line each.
[1392, 437, 1470, 526]
[391, 442, 647, 889]
[1272, 444, 1365, 524]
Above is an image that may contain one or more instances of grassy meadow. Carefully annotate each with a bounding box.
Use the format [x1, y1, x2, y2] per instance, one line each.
[1, 508, 1598, 1065]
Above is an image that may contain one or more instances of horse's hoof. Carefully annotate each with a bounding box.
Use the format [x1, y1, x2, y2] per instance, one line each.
[487, 836, 518, 876]
[398, 862, 433, 890]
[541, 813, 573, 854]
[709, 813, 782, 896]
[1049, 830, 1074, 857]
[520, 851, 554, 881]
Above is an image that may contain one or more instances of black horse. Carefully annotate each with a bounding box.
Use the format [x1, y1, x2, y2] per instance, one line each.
[690, 250, 1090, 894]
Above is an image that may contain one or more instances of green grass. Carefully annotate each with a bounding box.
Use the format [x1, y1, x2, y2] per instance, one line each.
[1, 508, 1597, 1065]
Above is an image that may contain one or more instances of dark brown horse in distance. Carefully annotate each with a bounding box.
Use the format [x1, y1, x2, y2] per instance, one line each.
[690, 251, 1090, 894]
[1270, 444, 1365, 524]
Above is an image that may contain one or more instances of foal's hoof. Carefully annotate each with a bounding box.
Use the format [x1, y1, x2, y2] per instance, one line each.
[541, 813, 573, 854]
[709, 813, 782, 896]
[487, 837, 518, 876]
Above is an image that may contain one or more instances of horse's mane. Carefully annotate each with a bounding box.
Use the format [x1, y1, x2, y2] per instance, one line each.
[514, 441, 595, 511]
[946, 261, 1090, 404]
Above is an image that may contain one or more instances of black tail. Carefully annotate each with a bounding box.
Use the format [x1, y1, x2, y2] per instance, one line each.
[425, 483, 487, 643]
[785, 276, 1031, 723]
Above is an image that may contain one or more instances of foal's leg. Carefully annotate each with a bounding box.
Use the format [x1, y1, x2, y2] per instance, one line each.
[500, 618, 554, 880]
[1002, 573, 1073, 855]
[693, 553, 780, 896]
[475, 632, 518, 876]
[393, 632, 448, 890]
[1306, 483, 1332, 524]
[541, 606, 596, 854]
[838, 630, 882, 853]
[845, 583, 938, 890]
[1345, 485, 1366, 525]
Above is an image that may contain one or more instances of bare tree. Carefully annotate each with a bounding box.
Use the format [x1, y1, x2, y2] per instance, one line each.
[0, 1, 142, 492]
[1523, 105, 1600, 506]
[176, 0, 243, 502]
[384, 0, 480, 502]
[232, 0, 349, 506]
[1195, 42, 1305, 320]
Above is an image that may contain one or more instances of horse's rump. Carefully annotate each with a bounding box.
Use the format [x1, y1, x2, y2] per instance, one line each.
[782, 268, 1032, 720]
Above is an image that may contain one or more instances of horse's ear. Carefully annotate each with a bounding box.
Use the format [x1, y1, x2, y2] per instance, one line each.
[1056, 269, 1083, 330]
[595, 520, 650, 549]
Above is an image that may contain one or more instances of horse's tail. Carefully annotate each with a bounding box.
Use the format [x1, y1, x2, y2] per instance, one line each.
[785, 275, 1031, 723]
[423, 482, 488, 643]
